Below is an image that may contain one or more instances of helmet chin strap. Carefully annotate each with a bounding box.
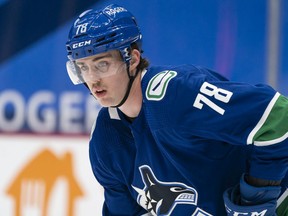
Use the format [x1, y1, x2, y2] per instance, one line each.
[111, 63, 139, 108]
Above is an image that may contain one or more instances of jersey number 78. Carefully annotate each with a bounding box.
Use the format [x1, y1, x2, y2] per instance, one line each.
[193, 82, 233, 115]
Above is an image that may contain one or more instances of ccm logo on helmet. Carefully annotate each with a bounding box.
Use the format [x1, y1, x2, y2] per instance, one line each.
[72, 40, 91, 49]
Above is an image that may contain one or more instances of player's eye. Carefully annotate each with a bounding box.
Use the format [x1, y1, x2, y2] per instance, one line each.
[95, 61, 109, 72]
[78, 64, 89, 73]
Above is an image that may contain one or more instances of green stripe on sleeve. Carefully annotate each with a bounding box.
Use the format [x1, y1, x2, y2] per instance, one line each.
[253, 95, 288, 145]
[277, 189, 288, 216]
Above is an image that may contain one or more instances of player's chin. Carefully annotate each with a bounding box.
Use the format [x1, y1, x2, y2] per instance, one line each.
[97, 98, 117, 108]
[97, 100, 110, 107]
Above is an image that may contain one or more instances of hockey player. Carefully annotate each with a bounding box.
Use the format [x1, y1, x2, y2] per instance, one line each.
[65, 4, 288, 216]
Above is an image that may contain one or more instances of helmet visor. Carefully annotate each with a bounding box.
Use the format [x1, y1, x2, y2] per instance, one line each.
[66, 59, 126, 85]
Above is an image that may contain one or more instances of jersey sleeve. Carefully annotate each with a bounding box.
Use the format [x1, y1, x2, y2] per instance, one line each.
[193, 67, 288, 180]
[164, 66, 288, 181]
[88, 109, 146, 216]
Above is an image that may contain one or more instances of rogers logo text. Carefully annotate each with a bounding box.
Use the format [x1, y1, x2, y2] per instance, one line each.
[105, 7, 127, 16]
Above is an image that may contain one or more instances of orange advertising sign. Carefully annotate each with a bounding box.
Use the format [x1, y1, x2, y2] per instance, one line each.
[0, 135, 104, 216]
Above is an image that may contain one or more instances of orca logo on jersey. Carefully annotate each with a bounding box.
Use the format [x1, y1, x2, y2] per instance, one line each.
[146, 70, 177, 101]
[132, 165, 202, 215]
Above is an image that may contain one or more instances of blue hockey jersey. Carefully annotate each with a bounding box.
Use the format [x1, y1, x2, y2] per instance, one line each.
[89, 65, 288, 215]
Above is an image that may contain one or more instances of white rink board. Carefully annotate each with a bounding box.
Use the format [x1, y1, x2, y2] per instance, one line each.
[0, 134, 104, 216]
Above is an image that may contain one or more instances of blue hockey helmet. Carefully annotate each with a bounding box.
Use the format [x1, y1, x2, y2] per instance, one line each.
[66, 4, 142, 61]
[66, 4, 142, 85]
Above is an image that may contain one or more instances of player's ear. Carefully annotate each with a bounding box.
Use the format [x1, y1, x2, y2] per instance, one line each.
[129, 49, 140, 73]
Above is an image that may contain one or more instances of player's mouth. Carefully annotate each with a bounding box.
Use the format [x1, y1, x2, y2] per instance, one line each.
[94, 89, 107, 98]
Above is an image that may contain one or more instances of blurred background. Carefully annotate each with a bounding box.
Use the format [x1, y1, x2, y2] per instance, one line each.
[0, 0, 287, 215]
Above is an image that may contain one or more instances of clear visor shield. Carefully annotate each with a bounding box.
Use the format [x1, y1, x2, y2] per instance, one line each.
[66, 60, 126, 85]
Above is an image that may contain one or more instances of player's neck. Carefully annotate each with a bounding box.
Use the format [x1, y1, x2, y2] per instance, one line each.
[118, 74, 142, 118]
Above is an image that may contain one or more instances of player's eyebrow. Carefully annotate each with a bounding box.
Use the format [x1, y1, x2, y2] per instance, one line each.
[76, 53, 113, 65]
[91, 53, 113, 62]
